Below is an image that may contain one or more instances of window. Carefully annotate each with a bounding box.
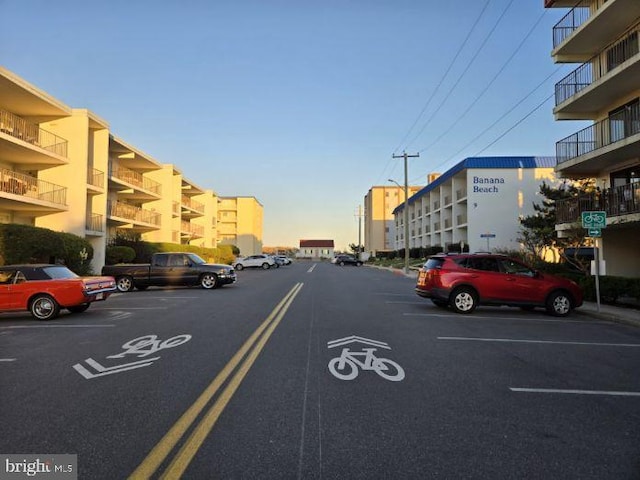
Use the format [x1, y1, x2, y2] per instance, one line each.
[609, 98, 639, 143]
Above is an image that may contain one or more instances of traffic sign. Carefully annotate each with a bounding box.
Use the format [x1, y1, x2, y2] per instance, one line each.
[581, 211, 606, 229]
[587, 228, 601, 238]
[480, 233, 496, 238]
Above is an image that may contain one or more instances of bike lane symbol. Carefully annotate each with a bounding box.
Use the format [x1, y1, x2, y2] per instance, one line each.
[327, 336, 405, 382]
[73, 334, 191, 380]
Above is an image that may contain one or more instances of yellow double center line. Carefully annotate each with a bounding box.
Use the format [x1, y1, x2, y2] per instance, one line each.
[129, 282, 304, 479]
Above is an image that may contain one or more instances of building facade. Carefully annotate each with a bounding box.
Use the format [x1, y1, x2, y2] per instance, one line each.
[392, 157, 558, 253]
[217, 196, 263, 256]
[0, 67, 261, 271]
[364, 185, 422, 256]
[545, 0, 640, 277]
[297, 240, 335, 259]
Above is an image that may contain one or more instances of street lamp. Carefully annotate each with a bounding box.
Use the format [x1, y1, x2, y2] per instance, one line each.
[388, 178, 410, 274]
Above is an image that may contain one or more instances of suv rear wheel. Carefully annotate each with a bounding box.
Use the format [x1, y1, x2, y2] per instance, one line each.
[450, 287, 477, 314]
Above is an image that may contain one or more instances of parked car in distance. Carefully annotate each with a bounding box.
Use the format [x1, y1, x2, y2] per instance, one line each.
[233, 254, 275, 270]
[0, 264, 117, 320]
[274, 255, 292, 265]
[102, 252, 236, 292]
[334, 254, 363, 267]
[415, 253, 583, 317]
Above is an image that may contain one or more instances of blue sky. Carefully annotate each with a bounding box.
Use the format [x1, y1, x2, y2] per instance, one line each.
[1, 0, 582, 250]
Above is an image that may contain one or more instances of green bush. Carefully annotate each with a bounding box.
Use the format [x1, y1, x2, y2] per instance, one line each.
[110, 236, 234, 265]
[0, 224, 64, 265]
[576, 275, 640, 304]
[105, 246, 136, 265]
[59, 232, 94, 275]
[0, 224, 93, 274]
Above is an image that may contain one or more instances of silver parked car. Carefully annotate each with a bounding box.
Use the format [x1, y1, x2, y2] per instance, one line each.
[233, 254, 276, 270]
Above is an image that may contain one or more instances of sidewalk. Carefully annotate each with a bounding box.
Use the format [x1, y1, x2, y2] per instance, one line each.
[370, 265, 640, 328]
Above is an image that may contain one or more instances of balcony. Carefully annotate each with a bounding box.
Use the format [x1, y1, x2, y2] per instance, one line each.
[87, 168, 104, 190]
[181, 195, 205, 216]
[107, 200, 160, 228]
[0, 168, 67, 207]
[556, 101, 640, 175]
[555, 27, 640, 117]
[552, 0, 640, 62]
[180, 220, 204, 239]
[556, 183, 640, 224]
[0, 108, 68, 164]
[109, 164, 162, 198]
[85, 213, 104, 233]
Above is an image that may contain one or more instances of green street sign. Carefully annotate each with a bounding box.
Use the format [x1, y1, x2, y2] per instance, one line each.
[587, 228, 601, 238]
[581, 211, 606, 229]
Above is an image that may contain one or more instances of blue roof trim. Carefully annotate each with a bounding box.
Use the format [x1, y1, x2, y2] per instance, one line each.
[392, 156, 556, 214]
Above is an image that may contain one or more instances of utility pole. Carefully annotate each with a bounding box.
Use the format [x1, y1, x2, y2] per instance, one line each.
[354, 205, 363, 259]
[392, 151, 419, 274]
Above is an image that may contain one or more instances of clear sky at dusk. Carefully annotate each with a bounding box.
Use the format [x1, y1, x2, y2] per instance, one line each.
[1, 0, 583, 250]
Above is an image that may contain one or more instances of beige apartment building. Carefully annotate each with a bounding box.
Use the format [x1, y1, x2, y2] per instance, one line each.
[0, 67, 262, 271]
[546, 0, 640, 277]
[217, 196, 263, 256]
[364, 185, 422, 255]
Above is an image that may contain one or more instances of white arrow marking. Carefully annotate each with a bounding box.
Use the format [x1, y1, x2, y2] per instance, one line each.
[327, 336, 390, 349]
[73, 356, 160, 379]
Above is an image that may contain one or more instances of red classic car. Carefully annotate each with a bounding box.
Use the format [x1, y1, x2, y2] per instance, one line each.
[0, 264, 117, 320]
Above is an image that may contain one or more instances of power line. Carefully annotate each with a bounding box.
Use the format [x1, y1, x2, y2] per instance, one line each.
[391, 0, 492, 156]
[472, 92, 554, 156]
[403, 0, 516, 150]
[417, 8, 549, 155]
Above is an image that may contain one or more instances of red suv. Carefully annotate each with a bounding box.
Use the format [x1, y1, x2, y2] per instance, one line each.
[415, 253, 583, 316]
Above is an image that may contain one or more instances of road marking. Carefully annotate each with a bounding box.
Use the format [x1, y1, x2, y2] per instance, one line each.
[73, 357, 160, 379]
[327, 336, 390, 349]
[404, 313, 610, 324]
[385, 301, 425, 305]
[510, 388, 640, 397]
[438, 337, 640, 347]
[0, 358, 16, 362]
[93, 307, 167, 310]
[130, 282, 304, 479]
[0, 324, 115, 329]
[307, 264, 316, 273]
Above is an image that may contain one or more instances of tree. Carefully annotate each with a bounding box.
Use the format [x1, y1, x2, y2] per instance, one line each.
[518, 180, 594, 272]
[349, 243, 363, 256]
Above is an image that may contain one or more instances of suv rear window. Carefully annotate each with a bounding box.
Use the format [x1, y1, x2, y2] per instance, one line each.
[424, 258, 445, 270]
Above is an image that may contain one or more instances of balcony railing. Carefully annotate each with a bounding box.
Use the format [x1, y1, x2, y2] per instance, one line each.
[181, 195, 204, 214]
[86, 213, 103, 232]
[110, 164, 162, 195]
[0, 108, 68, 157]
[108, 200, 161, 226]
[181, 220, 204, 237]
[87, 168, 104, 189]
[552, 0, 592, 48]
[556, 183, 640, 223]
[0, 168, 67, 206]
[556, 28, 639, 106]
[556, 101, 640, 164]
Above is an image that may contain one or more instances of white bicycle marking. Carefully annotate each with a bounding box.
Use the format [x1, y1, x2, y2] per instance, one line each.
[107, 334, 192, 358]
[327, 336, 405, 382]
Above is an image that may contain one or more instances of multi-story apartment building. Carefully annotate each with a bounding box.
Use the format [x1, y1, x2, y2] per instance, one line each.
[364, 185, 422, 255]
[0, 67, 261, 270]
[392, 157, 558, 253]
[546, 0, 640, 277]
[217, 196, 263, 256]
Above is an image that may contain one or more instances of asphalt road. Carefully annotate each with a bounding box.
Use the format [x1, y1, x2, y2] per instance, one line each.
[1, 261, 639, 479]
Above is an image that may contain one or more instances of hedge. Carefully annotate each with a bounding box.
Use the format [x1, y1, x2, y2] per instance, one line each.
[108, 236, 234, 265]
[0, 224, 93, 274]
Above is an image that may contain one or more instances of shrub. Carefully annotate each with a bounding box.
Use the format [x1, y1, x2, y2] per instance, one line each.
[105, 246, 136, 265]
[58, 232, 94, 275]
[0, 224, 64, 265]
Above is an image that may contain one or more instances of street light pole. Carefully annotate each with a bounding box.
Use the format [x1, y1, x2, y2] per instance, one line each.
[391, 151, 419, 274]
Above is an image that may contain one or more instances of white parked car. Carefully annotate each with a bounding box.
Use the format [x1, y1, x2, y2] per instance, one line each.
[233, 254, 275, 270]
[274, 255, 292, 265]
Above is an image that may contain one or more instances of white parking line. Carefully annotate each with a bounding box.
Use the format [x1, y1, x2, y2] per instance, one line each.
[405, 313, 609, 324]
[0, 324, 116, 329]
[307, 264, 317, 273]
[0, 358, 16, 362]
[386, 301, 425, 305]
[510, 388, 640, 397]
[92, 307, 167, 310]
[438, 337, 640, 347]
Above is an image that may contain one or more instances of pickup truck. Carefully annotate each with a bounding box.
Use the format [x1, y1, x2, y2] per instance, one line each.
[101, 252, 236, 292]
